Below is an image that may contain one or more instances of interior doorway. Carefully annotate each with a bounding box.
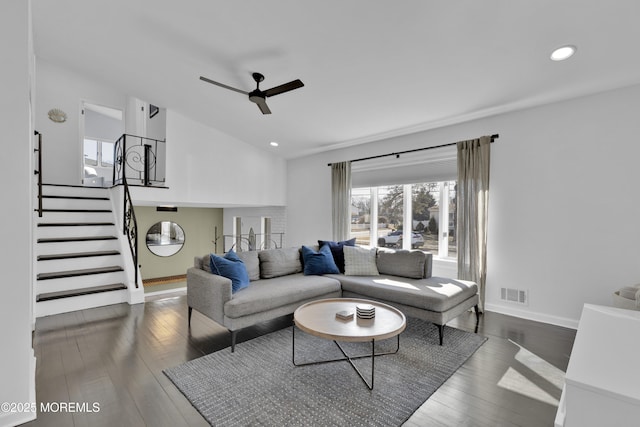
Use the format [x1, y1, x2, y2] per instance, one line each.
[82, 102, 124, 187]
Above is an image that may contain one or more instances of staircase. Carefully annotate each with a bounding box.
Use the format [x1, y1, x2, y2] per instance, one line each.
[35, 184, 142, 317]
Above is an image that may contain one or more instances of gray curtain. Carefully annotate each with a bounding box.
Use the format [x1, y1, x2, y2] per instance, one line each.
[331, 161, 352, 241]
[457, 136, 491, 311]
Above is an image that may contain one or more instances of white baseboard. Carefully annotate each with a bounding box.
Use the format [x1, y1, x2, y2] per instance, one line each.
[485, 302, 579, 330]
[144, 286, 187, 298]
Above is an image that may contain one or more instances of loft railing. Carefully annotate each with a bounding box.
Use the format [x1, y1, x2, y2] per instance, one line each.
[113, 134, 166, 187]
[214, 232, 285, 253]
[34, 130, 43, 217]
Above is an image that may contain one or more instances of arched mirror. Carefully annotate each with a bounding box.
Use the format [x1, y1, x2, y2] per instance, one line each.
[146, 221, 185, 257]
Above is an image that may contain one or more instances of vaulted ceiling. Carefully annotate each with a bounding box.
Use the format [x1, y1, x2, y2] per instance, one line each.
[32, 0, 640, 158]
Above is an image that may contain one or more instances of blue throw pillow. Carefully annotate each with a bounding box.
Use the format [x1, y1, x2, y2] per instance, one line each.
[210, 250, 250, 293]
[317, 238, 356, 273]
[301, 245, 340, 275]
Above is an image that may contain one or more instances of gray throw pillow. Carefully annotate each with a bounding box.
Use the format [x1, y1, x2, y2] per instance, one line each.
[376, 250, 426, 279]
[200, 255, 212, 273]
[258, 247, 302, 279]
[343, 246, 379, 276]
[236, 250, 260, 281]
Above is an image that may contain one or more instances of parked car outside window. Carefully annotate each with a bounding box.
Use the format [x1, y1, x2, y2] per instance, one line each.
[377, 230, 424, 249]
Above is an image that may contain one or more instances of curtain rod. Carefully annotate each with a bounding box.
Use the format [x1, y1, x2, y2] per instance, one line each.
[327, 134, 499, 167]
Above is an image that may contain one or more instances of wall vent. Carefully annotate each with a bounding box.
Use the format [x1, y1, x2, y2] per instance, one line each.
[500, 287, 528, 305]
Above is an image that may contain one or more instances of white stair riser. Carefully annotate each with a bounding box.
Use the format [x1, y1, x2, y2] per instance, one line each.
[36, 239, 121, 255]
[37, 271, 126, 294]
[37, 225, 117, 239]
[42, 197, 112, 211]
[42, 185, 110, 198]
[35, 290, 129, 317]
[38, 211, 116, 223]
[37, 255, 123, 274]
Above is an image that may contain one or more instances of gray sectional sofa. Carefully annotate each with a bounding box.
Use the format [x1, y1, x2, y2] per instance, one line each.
[187, 246, 479, 352]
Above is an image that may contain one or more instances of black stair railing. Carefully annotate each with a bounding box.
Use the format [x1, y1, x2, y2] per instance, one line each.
[113, 134, 166, 186]
[122, 173, 139, 288]
[34, 130, 43, 217]
[113, 134, 144, 289]
[112, 133, 166, 289]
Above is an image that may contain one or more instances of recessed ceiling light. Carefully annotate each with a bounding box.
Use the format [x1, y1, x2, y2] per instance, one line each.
[550, 45, 577, 61]
[270, 141, 279, 147]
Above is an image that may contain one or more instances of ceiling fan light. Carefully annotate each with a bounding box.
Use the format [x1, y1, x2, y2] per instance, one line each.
[550, 45, 577, 61]
[270, 142, 279, 147]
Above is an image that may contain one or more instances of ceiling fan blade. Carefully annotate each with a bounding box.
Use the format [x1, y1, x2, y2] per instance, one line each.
[199, 76, 249, 95]
[264, 79, 304, 97]
[254, 97, 272, 115]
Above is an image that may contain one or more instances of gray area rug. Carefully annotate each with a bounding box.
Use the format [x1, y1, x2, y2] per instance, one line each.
[164, 318, 486, 427]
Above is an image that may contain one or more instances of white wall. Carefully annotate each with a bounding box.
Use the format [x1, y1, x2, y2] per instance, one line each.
[287, 84, 640, 328]
[84, 109, 123, 141]
[146, 104, 166, 141]
[35, 59, 127, 185]
[35, 62, 287, 207]
[130, 110, 287, 207]
[0, 1, 36, 425]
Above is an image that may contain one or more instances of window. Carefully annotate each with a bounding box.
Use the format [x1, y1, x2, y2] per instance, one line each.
[83, 139, 98, 166]
[351, 180, 457, 258]
[83, 138, 115, 167]
[100, 141, 114, 166]
[350, 187, 372, 246]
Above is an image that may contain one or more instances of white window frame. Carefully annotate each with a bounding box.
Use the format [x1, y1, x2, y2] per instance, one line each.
[357, 181, 456, 259]
[100, 140, 114, 167]
[84, 137, 115, 167]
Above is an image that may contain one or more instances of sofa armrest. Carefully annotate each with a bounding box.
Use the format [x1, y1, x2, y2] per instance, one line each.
[187, 267, 232, 325]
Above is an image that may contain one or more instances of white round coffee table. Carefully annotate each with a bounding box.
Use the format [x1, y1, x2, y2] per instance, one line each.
[293, 298, 406, 389]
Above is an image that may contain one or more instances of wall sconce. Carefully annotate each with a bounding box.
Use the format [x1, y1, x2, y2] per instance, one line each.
[47, 108, 67, 123]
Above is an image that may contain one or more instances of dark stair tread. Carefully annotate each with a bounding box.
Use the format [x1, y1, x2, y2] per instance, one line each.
[41, 208, 112, 213]
[42, 195, 110, 201]
[36, 283, 127, 302]
[37, 266, 124, 280]
[38, 222, 115, 227]
[42, 183, 109, 189]
[38, 250, 121, 261]
[37, 235, 117, 243]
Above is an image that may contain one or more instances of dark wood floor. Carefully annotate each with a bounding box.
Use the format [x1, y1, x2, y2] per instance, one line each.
[25, 291, 575, 427]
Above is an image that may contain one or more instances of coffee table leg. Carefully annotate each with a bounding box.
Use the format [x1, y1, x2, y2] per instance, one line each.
[333, 339, 375, 390]
[371, 339, 374, 389]
[292, 326, 401, 390]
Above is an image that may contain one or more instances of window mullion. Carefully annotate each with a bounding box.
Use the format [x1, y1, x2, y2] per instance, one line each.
[403, 184, 412, 250]
[370, 187, 378, 248]
[438, 182, 449, 257]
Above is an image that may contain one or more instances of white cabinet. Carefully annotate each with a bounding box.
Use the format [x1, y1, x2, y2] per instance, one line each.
[555, 304, 640, 426]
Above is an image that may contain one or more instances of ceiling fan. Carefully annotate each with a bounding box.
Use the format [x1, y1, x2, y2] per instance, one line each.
[199, 72, 304, 115]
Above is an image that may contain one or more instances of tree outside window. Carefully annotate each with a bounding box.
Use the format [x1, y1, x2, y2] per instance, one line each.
[351, 180, 456, 258]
